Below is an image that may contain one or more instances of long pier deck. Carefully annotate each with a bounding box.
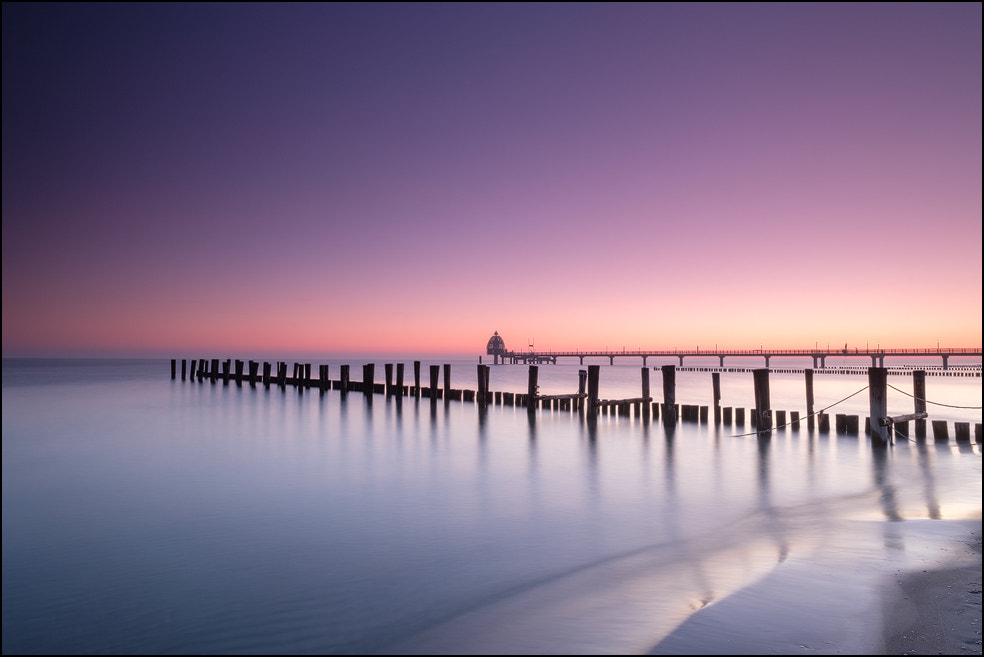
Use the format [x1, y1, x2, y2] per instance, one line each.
[498, 347, 982, 370]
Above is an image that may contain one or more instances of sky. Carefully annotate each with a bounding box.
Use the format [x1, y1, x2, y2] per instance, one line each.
[2, 3, 981, 358]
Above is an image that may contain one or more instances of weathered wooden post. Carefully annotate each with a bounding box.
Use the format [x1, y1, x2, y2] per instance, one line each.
[712, 372, 721, 425]
[443, 364, 451, 401]
[181, 359, 187, 381]
[954, 422, 970, 443]
[868, 367, 889, 445]
[913, 370, 927, 439]
[477, 364, 488, 407]
[753, 368, 771, 435]
[641, 367, 651, 420]
[304, 363, 312, 388]
[364, 363, 375, 396]
[262, 362, 271, 388]
[171, 359, 176, 379]
[578, 369, 587, 411]
[385, 364, 393, 396]
[932, 421, 949, 442]
[222, 359, 231, 384]
[235, 360, 244, 384]
[414, 361, 421, 397]
[429, 365, 439, 399]
[340, 364, 350, 396]
[396, 363, 405, 397]
[211, 359, 219, 384]
[527, 365, 539, 412]
[587, 365, 600, 416]
[805, 369, 815, 430]
[662, 365, 676, 424]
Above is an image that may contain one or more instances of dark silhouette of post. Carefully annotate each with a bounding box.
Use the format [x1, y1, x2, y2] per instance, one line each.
[662, 365, 676, 423]
[444, 364, 451, 400]
[171, 359, 176, 379]
[262, 362, 271, 388]
[913, 370, 927, 439]
[712, 372, 721, 424]
[428, 365, 439, 399]
[805, 369, 815, 430]
[182, 359, 187, 381]
[868, 367, 889, 445]
[527, 365, 539, 412]
[414, 361, 421, 397]
[340, 364, 350, 396]
[364, 363, 375, 396]
[753, 368, 771, 435]
[396, 363, 405, 397]
[385, 364, 393, 395]
[477, 364, 489, 408]
[578, 369, 587, 411]
[587, 365, 600, 415]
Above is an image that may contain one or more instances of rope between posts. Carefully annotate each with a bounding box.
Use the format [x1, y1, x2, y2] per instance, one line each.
[731, 385, 870, 438]
[886, 383, 982, 410]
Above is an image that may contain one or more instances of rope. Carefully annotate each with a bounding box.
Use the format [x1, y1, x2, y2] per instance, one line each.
[730, 385, 869, 437]
[886, 383, 982, 410]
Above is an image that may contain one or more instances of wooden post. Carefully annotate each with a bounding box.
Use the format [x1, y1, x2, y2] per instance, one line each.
[385, 364, 393, 396]
[913, 370, 927, 439]
[662, 365, 676, 423]
[954, 422, 970, 443]
[222, 359, 231, 384]
[263, 362, 271, 388]
[340, 364, 349, 396]
[235, 360, 244, 384]
[932, 420, 949, 442]
[396, 363, 405, 397]
[477, 364, 488, 407]
[304, 363, 311, 388]
[211, 359, 219, 384]
[364, 363, 375, 396]
[868, 367, 889, 445]
[753, 368, 771, 435]
[414, 361, 421, 397]
[443, 364, 451, 400]
[587, 365, 600, 415]
[527, 366, 539, 412]
[712, 372, 721, 424]
[805, 369, 815, 430]
[171, 359, 176, 379]
[578, 369, 587, 411]
[429, 365, 440, 399]
[248, 360, 258, 385]
[790, 411, 800, 430]
[181, 359, 187, 381]
[735, 407, 744, 426]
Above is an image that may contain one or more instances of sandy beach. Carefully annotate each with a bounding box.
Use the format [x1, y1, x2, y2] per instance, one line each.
[881, 519, 982, 655]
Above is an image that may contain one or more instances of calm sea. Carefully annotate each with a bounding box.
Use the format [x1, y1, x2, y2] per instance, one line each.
[2, 357, 981, 654]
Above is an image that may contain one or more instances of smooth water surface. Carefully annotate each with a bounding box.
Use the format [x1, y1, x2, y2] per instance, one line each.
[2, 358, 981, 654]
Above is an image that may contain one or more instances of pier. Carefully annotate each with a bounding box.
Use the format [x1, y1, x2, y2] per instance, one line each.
[485, 335, 981, 370]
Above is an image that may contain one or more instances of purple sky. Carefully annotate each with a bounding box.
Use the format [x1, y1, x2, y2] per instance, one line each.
[2, 3, 981, 357]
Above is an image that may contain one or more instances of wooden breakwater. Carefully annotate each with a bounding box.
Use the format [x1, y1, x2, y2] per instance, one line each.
[170, 359, 982, 445]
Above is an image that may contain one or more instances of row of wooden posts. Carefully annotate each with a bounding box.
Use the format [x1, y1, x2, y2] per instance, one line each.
[170, 359, 981, 445]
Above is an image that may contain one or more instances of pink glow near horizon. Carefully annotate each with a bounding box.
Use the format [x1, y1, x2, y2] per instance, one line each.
[2, 4, 981, 358]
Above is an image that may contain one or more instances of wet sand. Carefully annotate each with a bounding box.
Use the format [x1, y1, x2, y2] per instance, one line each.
[881, 523, 982, 655]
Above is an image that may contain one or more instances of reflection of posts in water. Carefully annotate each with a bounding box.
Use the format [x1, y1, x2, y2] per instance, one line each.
[662, 365, 676, 424]
[916, 441, 941, 518]
[868, 367, 889, 445]
[913, 370, 927, 440]
[753, 368, 771, 435]
[872, 442, 902, 521]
